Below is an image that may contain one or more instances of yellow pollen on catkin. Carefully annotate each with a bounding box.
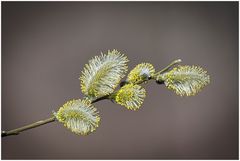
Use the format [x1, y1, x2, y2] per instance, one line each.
[114, 84, 146, 110]
[55, 98, 100, 135]
[161, 65, 210, 96]
[80, 49, 129, 99]
[127, 63, 155, 84]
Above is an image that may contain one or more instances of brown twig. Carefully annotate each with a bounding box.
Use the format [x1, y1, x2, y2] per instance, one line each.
[2, 116, 56, 137]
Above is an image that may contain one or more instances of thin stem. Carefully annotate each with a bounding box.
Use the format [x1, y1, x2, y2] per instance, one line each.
[2, 116, 56, 137]
[155, 59, 182, 76]
[91, 95, 110, 103]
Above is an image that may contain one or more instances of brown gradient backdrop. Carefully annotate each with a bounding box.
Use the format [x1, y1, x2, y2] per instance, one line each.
[1, 2, 238, 159]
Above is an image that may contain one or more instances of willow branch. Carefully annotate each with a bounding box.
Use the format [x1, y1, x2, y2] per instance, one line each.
[2, 59, 180, 138]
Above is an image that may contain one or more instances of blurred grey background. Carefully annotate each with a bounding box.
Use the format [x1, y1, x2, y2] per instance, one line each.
[2, 2, 238, 159]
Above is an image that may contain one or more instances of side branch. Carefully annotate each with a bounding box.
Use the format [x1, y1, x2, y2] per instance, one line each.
[155, 59, 182, 75]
